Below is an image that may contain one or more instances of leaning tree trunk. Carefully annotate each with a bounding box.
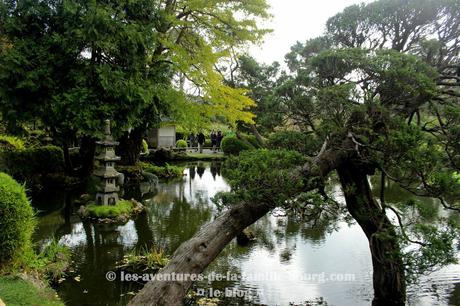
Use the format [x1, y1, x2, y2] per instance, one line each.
[129, 201, 271, 305]
[337, 162, 406, 306]
[249, 124, 265, 145]
[117, 126, 144, 166]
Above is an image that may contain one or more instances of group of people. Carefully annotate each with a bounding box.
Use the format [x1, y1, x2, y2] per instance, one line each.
[188, 130, 223, 153]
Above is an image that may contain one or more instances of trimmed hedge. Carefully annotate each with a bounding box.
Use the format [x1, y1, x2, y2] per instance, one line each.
[1, 145, 65, 181]
[221, 136, 252, 155]
[0, 173, 35, 264]
[176, 139, 187, 148]
[143, 163, 184, 179]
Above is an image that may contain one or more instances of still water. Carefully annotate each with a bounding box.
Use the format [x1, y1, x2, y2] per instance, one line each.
[32, 162, 460, 305]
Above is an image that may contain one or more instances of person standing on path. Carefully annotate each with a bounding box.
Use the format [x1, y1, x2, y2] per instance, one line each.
[210, 130, 217, 152]
[188, 133, 197, 151]
[216, 131, 223, 151]
[197, 132, 205, 153]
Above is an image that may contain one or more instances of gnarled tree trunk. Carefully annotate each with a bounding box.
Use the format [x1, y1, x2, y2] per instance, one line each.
[337, 162, 406, 306]
[117, 126, 145, 166]
[249, 124, 264, 145]
[129, 201, 271, 305]
[79, 136, 96, 177]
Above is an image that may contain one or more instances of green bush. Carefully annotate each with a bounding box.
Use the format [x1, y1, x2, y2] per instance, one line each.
[0, 173, 36, 264]
[223, 149, 307, 205]
[0, 135, 25, 151]
[143, 163, 184, 179]
[266, 130, 321, 155]
[221, 136, 252, 155]
[176, 139, 187, 148]
[241, 134, 262, 149]
[142, 139, 148, 153]
[1, 145, 65, 181]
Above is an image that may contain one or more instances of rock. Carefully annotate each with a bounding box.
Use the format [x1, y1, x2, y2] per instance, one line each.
[77, 205, 88, 217]
[117, 173, 125, 187]
[141, 171, 158, 183]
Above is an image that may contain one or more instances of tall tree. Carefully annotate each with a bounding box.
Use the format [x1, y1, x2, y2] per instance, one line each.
[218, 54, 285, 136]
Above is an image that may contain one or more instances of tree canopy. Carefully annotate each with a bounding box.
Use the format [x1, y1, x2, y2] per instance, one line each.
[0, 0, 271, 142]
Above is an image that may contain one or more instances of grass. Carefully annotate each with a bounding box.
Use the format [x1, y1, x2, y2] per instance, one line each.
[143, 163, 185, 179]
[86, 200, 134, 218]
[37, 239, 71, 282]
[117, 246, 169, 272]
[0, 275, 64, 306]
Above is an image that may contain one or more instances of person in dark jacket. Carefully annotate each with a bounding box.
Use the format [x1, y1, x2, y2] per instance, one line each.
[210, 130, 217, 152]
[216, 131, 223, 151]
[188, 133, 196, 151]
[197, 132, 205, 153]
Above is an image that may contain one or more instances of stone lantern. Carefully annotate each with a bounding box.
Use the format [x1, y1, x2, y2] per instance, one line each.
[94, 120, 121, 206]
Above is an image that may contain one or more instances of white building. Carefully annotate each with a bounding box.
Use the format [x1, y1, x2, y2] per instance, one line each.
[147, 118, 176, 148]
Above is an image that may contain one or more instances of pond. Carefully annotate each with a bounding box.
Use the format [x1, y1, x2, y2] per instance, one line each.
[32, 162, 460, 305]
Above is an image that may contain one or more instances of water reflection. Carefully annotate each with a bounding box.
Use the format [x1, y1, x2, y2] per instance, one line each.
[31, 163, 460, 306]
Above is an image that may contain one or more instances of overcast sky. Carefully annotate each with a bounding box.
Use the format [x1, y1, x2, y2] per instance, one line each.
[249, 0, 374, 64]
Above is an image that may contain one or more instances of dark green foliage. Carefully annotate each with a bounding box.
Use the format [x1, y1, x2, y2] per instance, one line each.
[241, 134, 263, 149]
[1, 145, 65, 182]
[223, 149, 307, 206]
[0, 173, 35, 264]
[227, 55, 284, 134]
[221, 136, 252, 155]
[143, 163, 184, 179]
[0, 0, 168, 140]
[267, 130, 321, 155]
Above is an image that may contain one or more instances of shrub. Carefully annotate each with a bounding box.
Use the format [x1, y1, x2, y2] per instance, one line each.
[221, 136, 252, 155]
[0, 173, 35, 264]
[176, 139, 187, 148]
[242, 134, 262, 149]
[266, 130, 321, 155]
[2, 145, 65, 181]
[143, 163, 184, 179]
[142, 139, 148, 153]
[223, 149, 307, 205]
[38, 239, 71, 282]
[0, 135, 25, 151]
